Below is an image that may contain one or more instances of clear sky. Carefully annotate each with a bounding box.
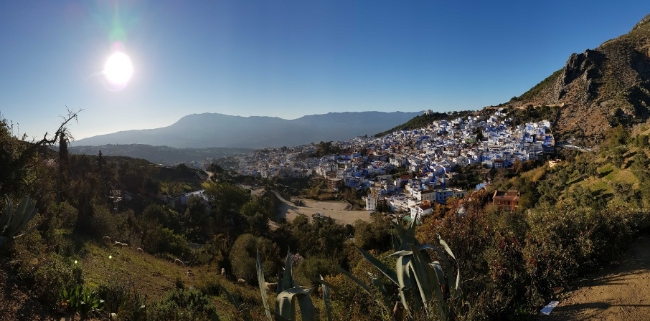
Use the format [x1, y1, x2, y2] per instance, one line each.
[1, 1, 648, 140]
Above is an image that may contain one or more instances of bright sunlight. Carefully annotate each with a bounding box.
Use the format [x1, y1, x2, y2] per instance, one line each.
[103, 51, 133, 88]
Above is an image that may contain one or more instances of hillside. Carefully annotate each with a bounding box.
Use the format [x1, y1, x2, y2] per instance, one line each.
[74, 111, 420, 149]
[507, 14, 650, 146]
[374, 110, 477, 136]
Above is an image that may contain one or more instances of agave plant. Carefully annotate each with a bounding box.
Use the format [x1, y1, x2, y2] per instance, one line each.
[256, 249, 316, 321]
[344, 220, 460, 320]
[0, 195, 38, 246]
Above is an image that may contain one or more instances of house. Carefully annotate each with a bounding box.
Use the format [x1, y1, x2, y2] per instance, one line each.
[493, 190, 520, 212]
[180, 190, 209, 206]
[410, 202, 433, 221]
[365, 190, 378, 211]
[414, 189, 436, 203]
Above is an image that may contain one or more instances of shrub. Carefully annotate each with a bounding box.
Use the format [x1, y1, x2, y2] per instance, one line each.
[58, 283, 103, 319]
[230, 234, 279, 284]
[148, 288, 220, 321]
[296, 256, 338, 288]
[30, 253, 84, 310]
[97, 280, 147, 321]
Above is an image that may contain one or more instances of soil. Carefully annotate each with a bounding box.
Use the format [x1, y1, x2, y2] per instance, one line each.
[543, 234, 650, 321]
[271, 190, 372, 225]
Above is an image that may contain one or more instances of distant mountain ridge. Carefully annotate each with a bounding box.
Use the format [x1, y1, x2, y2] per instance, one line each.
[74, 111, 421, 149]
[505, 13, 650, 146]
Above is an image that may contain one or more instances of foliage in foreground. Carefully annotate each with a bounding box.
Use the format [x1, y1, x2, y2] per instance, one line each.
[0, 195, 38, 246]
[342, 220, 460, 321]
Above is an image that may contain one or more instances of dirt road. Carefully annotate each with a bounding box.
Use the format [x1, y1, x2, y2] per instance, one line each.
[544, 235, 650, 321]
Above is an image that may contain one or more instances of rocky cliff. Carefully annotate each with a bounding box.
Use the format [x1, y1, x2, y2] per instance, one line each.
[509, 14, 650, 146]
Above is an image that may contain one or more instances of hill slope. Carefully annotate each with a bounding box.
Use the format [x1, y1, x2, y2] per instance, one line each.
[75, 111, 420, 149]
[509, 14, 650, 146]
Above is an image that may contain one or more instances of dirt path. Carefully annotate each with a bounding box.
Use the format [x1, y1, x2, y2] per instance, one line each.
[544, 235, 650, 321]
[271, 190, 371, 225]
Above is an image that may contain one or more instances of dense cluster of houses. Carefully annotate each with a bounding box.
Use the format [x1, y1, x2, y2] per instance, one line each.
[230, 108, 552, 221]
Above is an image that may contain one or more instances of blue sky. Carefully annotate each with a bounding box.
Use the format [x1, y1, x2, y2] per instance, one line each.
[0, 1, 648, 140]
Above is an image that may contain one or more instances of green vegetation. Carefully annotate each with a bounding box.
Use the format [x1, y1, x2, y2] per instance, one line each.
[507, 104, 561, 127]
[345, 220, 460, 320]
[4, 111, 650, 320]
[375, 110, 475, 137]
[0, 195, 38, 246]
[512, 69, 563, 103]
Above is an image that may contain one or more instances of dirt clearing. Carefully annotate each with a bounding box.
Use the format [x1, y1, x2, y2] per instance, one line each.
[271, 190, 371, 225]
[544, 234, 650, 321]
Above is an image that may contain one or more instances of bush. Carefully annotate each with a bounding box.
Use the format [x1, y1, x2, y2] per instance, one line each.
[148, 288, 220, 321]
[230, 234, 279, 284]
[142, 225, 191, 259]
[296, 256, 338, 288]
[31, 253, 84, 310]
[97, 280, 147, 321]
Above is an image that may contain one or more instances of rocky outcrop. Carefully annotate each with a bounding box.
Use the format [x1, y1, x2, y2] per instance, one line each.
[508, 14, 650, 146]
[558, 49, 605, 100]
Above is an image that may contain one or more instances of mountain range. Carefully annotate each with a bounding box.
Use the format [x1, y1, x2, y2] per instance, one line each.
[76, 14, 650, 151]
[74, 111, 420, 149]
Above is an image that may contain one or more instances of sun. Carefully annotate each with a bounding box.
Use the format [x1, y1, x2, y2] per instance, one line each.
[103, 51, 133, 87]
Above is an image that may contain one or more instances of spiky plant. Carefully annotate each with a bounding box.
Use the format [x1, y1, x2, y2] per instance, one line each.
[344, 220, 460, 320]
[256, 249, 316, 321]
[0, 195, 38, 246]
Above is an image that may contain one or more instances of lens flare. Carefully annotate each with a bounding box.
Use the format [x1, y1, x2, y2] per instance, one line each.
[103, 51, 133, 89]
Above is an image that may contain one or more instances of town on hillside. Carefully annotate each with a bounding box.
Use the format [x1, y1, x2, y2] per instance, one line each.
[219, 108, 554, 221]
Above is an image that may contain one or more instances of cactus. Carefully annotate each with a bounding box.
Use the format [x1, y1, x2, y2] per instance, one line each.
[0, 195, 38, 246]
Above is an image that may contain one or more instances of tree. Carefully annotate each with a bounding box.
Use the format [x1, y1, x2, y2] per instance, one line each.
[230, 234, 279, 284]
[296, 256, 338, 288]
[0, 108, 80, 199]
[353, 215, 393, 252]
[184, 196, 210, 242]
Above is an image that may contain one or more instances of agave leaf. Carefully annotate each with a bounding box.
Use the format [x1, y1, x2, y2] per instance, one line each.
[6, 197, 37, 237]
[316, 279, 339, 292]
[422, 243, 455, 295]
[257, 250, 273, 321]
[438, 236, 460, 296]
[389, 250, 413, 257]
[391, 231, 400, 252]
[392, 221, 406, 243]
[280, 250, 293, 292]
[0, 195, 13, 235]
[320, 275, 332, 321]
[396, 254, 414, 313]
[276, 291, 296, 321]
[356, 247, 398, 284]
[369, 273, 388, 297]
[409, 243, 433, 315]
[392, 221, 416, 250]
[295, 290, 316, 321]
[438, 236, 457, 261]
[12, 224, 38, 239]
[430, 262, 448, 321]
[276, 288, 314, 321]
[221, 284, 241, 310]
